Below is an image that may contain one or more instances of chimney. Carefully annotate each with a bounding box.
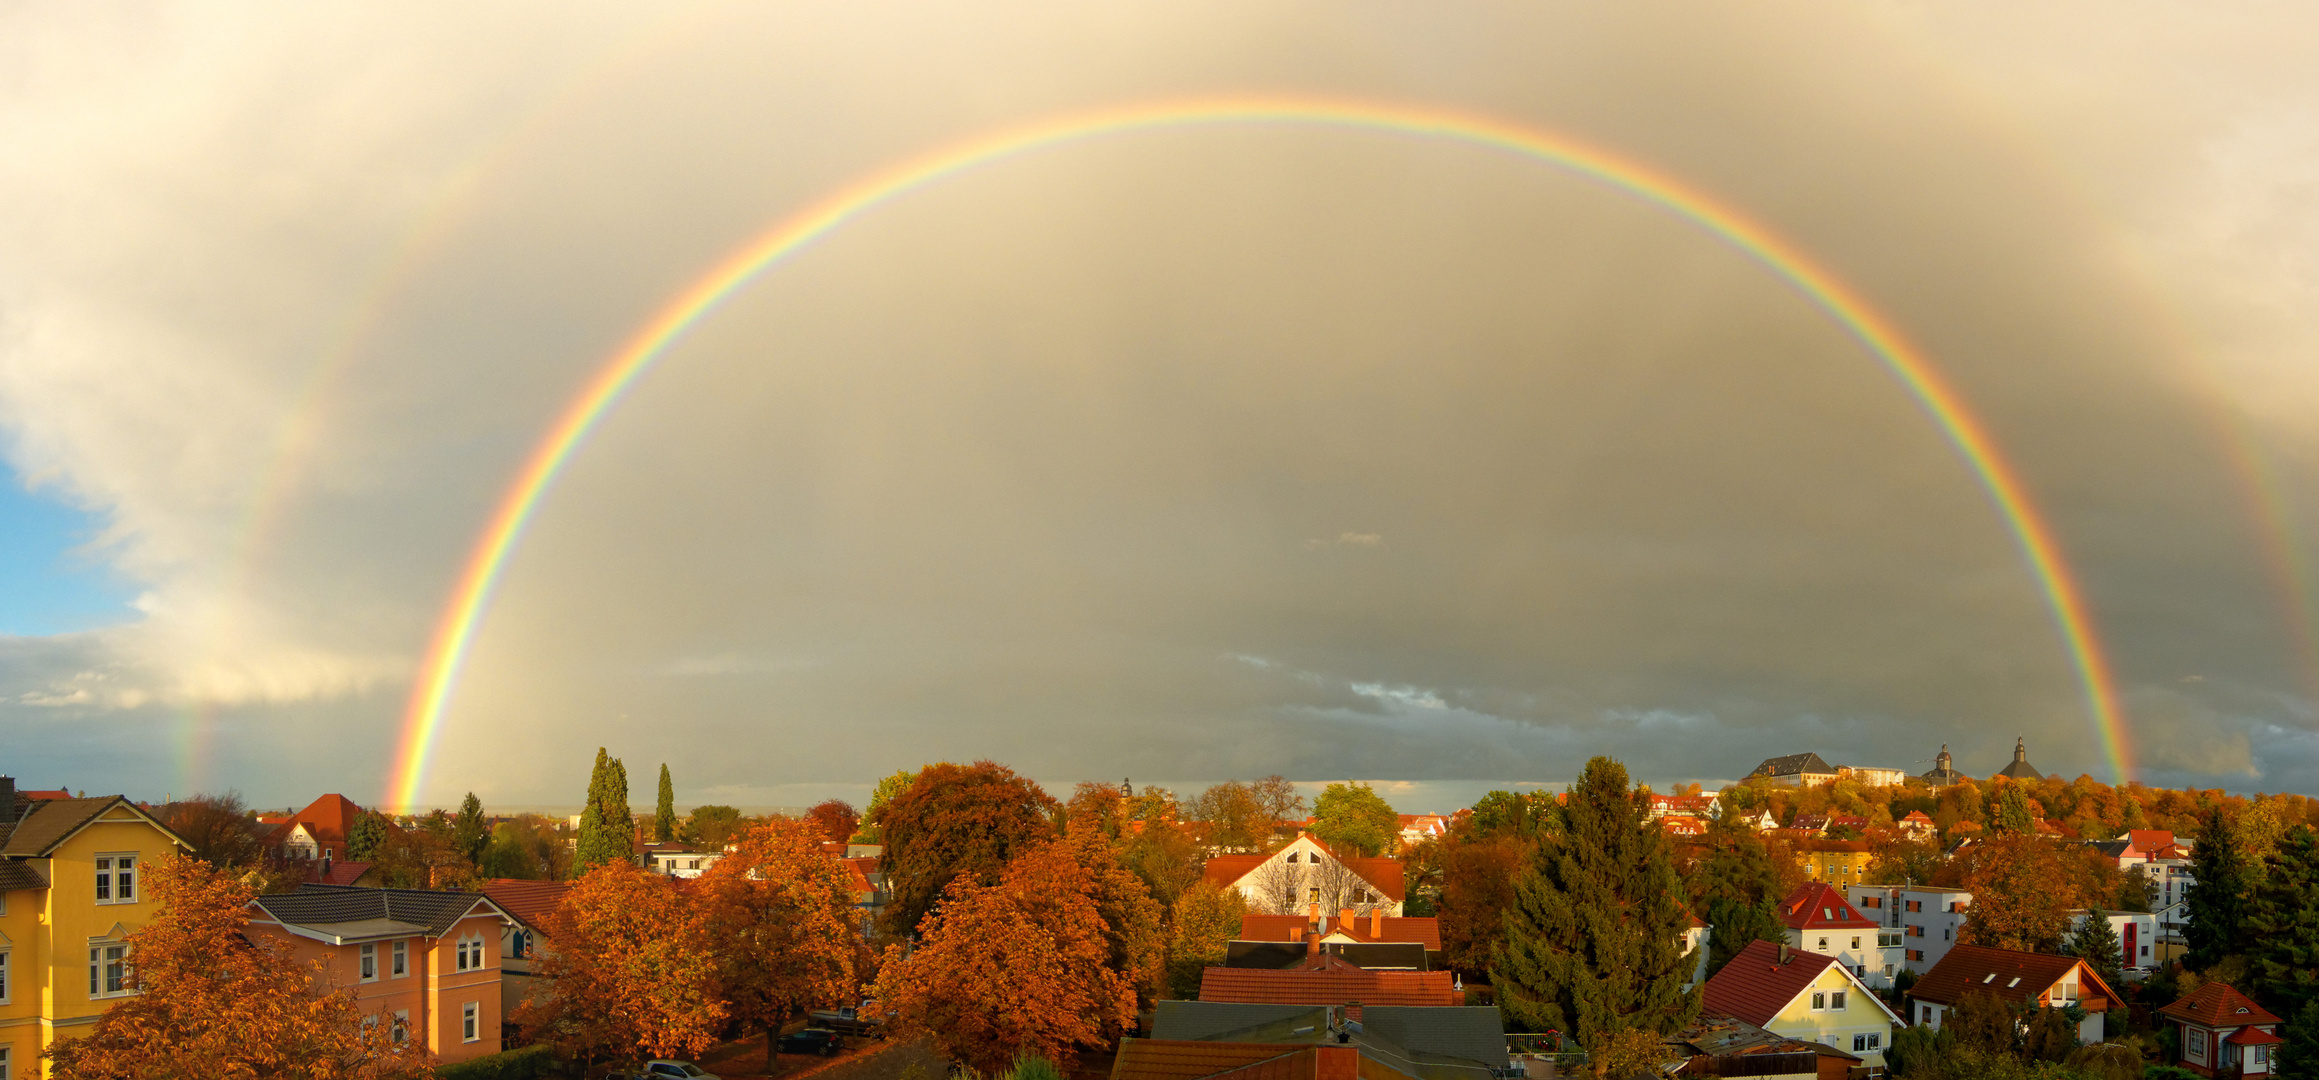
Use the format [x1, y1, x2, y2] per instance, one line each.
[1370, 908, 1383, 938]
[1306, 929, 1320, 957]
[1778, 943, 1791, 964]
[1309, 901, 1320, 921]
[1339, 906, 1355, 931]
[0, 776, 15, 825]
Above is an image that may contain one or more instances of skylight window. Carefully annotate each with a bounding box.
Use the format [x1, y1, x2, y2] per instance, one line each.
[1982, 974, 1996, 983]
[2007, 977, 2021, 988]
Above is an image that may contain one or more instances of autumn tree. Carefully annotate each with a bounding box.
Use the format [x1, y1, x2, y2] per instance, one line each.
[700, 818, 864, 1065]
[1992, 783, 2037, 835]
[1165, 880, 1248, 998]
[1117, 795, 1205, 911]
[516, 860, 725, 1065]
[2188, 807, 2254, 970]
[1954, 836, 2080, 953]
[655, 764, 678, 844]
[851, 769, 918, 844]
[879, 760, 1059, 936]
[347, 809, 390, 863]
[453, 792, 490, 868]
[574, 747, 635, 872]
[1312, 782, 1399, 857]
[47, 856, 430, 1080]
[682, 804, 747, 849]
[156, 792, 266, 869]
[873, 841, 1136, 1073]
[2250, 825, 2319, 1015]
[481, 813, 574, 880]
[1033, 825, 1168, 1019]
[1191, 777, 1306, 852]
[807, 799, 861, 846]
[1437, 832, 1530, 975]
[1495, 757, 1699, 1050]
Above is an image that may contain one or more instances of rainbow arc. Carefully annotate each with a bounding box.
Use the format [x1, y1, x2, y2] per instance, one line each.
[387, 96, 2132, 809]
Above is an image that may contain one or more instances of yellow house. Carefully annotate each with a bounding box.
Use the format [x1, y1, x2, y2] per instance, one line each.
[1796, 839, 1873, 884]
[1702, 939, 1902, 1069]
[0, 787, 192, 1078]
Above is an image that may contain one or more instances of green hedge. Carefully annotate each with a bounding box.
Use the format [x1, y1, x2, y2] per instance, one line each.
[434, 1043, 559, 1080]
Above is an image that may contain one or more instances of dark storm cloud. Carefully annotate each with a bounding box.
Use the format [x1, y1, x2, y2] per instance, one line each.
[2, 2, 2315, 807]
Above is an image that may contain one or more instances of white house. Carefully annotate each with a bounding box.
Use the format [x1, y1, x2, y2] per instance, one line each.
[1909, 945, 2124, 1045]
[1201, 832, 1405, 916]
[1779, 882, 1899, 988]
[639, 842, 723, 879]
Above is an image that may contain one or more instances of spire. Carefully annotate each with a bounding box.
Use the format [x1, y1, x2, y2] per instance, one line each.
[2015, 737, 2028, 763]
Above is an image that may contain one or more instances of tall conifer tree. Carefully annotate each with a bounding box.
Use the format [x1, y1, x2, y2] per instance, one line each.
[2065, 909, 2125, 1021]
[2281, 1000, 2319, 1080]
[655, 764, 678, 844]
[2187, 808, 2253, 969]
[1493, 756, 1699, 1050]
[2251, 826, 2319, 1015]
[575, 748, 635, 873]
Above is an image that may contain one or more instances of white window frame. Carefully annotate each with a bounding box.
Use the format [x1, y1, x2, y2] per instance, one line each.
[88, 941, 132, 999]
[1811, 992, 1827, 1011]
[393, 1009, 410, 1044]
[359, 943, 378, 982]
[0, 948, 9, 1004]
[0, 1043, 10, 1080]
[392, 939, 408, 978]
[94, 853, 139, 905]
[462, 1000, 480, 1042]
[1832, 990, 1847, 1010]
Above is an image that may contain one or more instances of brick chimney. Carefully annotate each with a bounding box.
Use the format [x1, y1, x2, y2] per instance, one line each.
[1339, 907, 1355, 933]
[1308, 901, 1320, 921]
[1305, 929, 1320, 957]
[1370, 907, 1383, 938]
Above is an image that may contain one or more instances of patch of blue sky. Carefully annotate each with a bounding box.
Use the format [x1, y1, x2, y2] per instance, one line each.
[0, 473, 137, 635]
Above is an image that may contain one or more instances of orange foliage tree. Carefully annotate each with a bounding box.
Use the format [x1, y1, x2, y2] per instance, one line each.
[879, 761, 1060, 936]
[48, 856, 430, 1080]
[700, 818, 865, 1064]
[874, 839, 1137, 1072]
[516, 860, 725, 1067]
[1944, 835, 2113, 952]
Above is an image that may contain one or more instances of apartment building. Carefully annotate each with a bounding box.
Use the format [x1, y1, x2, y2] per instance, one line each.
[1847, 884, 1972, 977]
[246, 885, 512, 1066]
[1777, 882, 1899, 988]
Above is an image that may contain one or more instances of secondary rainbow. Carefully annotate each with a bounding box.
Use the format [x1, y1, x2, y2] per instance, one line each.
[387, 95, 2133, 808]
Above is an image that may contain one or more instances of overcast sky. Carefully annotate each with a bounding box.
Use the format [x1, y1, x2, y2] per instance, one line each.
[4, 3, 2318, 812]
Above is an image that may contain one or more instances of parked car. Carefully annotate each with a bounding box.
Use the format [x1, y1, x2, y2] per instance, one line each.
[606, 1062, 720, 1080]
[808, 1002, 889, 1038]
[777, 1028, 846, 1056]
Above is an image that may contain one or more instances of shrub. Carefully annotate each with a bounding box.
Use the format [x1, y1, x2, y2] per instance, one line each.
[434, 1044, 559, 1080]
[1005, 1057, 1065, 1080]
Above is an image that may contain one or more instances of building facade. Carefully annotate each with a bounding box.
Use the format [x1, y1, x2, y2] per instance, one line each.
[1846, 885, 1972, 977]
[246, 885, 511, 1065]
[0, 788, 194, 1078]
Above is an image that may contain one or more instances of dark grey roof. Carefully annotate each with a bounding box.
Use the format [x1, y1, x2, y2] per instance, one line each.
[1361, 1007, 1509, 1069]
[2089, 840, 2132, 858]
[0, 861, 47, 892]
[1225, 941, 1310, 970]
[1, 798, 119, 856]
[1748, 753, 1834, 779]
[1153, 1001, 1329, 1042]
[1330, 943, 1429, 971]
[1996, 739, 2043, 781]
[253, 884, 496, 939]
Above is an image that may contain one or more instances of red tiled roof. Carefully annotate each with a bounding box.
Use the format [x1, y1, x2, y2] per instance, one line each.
[1198, 965, 1455, 1018]
[2229, 1026, 2285, 1047]
[262, 794, 366, 850]
[305, 860, 371, 886]
[20, 789, 70, 801]
[1913, 945, 2123, 1013]
[1777, 882, 1877, 931]
[482, 879, 573, 932]
[2128, 830, 2175, 853]
[2160, 982, 2282, 1029]
[1204, 855, 1268, 889]
[1701, 941, 1840, 1028]
[1899, 811, 1935, 825]
[1238, 914, 1442, 950]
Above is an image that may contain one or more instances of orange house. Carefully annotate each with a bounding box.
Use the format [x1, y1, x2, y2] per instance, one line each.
[246, 884, 511, 1064]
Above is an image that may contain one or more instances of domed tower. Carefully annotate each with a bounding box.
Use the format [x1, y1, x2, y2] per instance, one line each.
[1920, 744, 1966, 788]
[1996, 737, 2043, 781]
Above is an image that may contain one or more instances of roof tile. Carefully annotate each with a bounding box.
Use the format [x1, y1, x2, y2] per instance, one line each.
[2159, 982, 2281, 1029]
[1701, 940, 1840, 1028]
[1911, 945, 2122, 1012]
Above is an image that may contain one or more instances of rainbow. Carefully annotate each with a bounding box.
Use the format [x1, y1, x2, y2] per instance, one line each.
[386, 95, 2133, 808]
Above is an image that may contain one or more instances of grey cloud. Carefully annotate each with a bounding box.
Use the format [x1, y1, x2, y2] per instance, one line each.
[2, 2, 2318, 808]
